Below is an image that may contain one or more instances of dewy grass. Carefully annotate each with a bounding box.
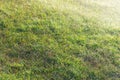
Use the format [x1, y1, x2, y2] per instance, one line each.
[0, 0, 120, 80]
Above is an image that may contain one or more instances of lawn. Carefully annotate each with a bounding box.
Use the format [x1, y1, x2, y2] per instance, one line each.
[0, 0, 120, 80]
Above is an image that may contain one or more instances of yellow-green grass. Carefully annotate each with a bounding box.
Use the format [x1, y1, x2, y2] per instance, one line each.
[0, 0, 120, 80]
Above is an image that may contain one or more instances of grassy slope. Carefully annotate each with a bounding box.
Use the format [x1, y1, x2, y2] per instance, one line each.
[0, 0, 120, 80]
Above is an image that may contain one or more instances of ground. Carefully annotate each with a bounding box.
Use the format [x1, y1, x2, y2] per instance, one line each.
[0, 0, 120, 80]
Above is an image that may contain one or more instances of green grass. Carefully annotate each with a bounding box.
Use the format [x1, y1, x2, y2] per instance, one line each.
[0, 0, 120, 80]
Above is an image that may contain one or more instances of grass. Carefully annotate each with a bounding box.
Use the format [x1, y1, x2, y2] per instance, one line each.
[0, 0, 120, 80]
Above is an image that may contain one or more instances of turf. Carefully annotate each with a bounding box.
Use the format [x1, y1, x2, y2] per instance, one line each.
[0, 0, 120, 80]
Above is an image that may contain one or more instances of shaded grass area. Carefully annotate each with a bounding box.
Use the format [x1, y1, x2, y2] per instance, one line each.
[0, 0, 120, 80]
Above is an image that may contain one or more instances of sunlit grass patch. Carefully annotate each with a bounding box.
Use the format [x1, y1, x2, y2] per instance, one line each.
[0, 0, 120, 80]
